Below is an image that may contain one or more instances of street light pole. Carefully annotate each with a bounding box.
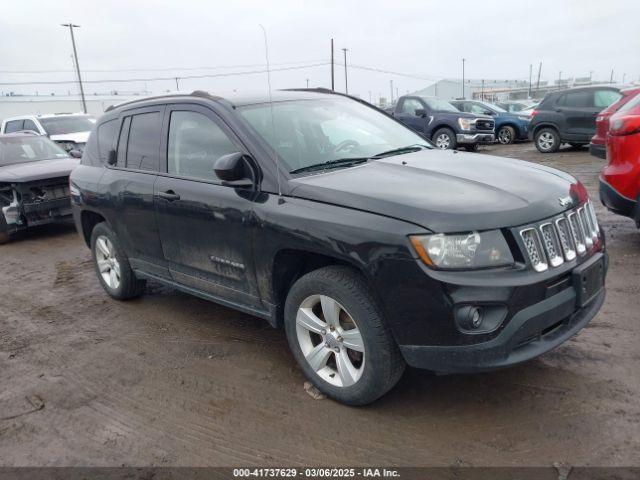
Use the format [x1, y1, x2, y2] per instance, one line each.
[462, 58, 466, 99]
[306, 78, 309, 88]
[341, 48, 349, 94]
[61, 23, 87, 113]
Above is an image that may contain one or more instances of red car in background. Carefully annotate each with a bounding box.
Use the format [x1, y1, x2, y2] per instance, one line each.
[599, 91, 640, 226]
[590, 87, 640, 159]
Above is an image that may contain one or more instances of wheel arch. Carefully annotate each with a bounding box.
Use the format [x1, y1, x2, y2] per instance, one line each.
[80, 209, 108, 247]
[270, 248, 371, 328]
[532, 122, 560, 138]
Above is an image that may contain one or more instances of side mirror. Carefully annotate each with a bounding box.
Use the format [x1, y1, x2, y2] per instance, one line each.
[484, 110, 495, 116]
[69, 149, 82, 159]
[107, 149, 117, 166]
[414, 108, 427, 118]
[214, 152, 254, 187]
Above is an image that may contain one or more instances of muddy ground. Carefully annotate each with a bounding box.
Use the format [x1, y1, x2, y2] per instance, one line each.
[1, 143, 639, 468]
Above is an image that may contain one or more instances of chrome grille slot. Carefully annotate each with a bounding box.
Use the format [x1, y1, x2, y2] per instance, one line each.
[555, 217, 576, 261]
[520, 228, 548, 272]
[568, 211, 586, 256]
[586, 201, 600, 240]
[539, 223, 564, 267]
[578, 207, 593, 249]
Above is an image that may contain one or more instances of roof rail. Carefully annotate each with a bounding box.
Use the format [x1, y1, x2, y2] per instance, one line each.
[105, 91, 223, 112]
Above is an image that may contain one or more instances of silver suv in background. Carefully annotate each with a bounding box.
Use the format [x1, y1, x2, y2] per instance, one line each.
[0, 113, 96, 153]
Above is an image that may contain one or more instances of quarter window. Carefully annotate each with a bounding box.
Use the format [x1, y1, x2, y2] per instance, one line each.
[97, 119, 118, 163]
[167, 110, 238, 181]
[125, 112, 161, 171]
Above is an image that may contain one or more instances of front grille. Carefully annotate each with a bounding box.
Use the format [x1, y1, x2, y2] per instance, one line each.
[476, 120, 494, 131]
[23, 183, 70, 206]
[517, 200, 601, 272]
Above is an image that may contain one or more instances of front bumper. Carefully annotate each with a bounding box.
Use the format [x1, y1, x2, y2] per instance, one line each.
[589, 142, 606, 159]
[1, 197, 72, 236]
[457, 133, 495, 144]
[599, 176, 637, 219]
[399, 252, 607, 373]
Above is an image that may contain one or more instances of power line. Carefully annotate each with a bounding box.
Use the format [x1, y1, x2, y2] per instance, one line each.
[0, 63, 329, 86]
[0, 59, 328, 74]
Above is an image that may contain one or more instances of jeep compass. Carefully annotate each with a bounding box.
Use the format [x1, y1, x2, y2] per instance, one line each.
[70, 89, 607, 405]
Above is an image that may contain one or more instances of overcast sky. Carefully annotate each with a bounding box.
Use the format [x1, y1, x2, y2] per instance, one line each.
[2, 0, 639, 102]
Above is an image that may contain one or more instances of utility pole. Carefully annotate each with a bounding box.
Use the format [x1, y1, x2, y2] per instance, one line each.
[306, 78, 309, 88]
[622, 73, 626, 85]
[390, 79, 394, 105]
[61, 23, 87, 113]
[341, 48, 349, 94]
[610, 69, 614, 84]
[175, 77, 180, 90]
[589, 70, 594, 84]
[330, 38, 335, 91]
[368, 91, 372, 103]
[462, 58, 466, 99]
[481, 79, 485, 101]
[536, 62, 542, 94]
[528, 64, 532, 98]
[558, 71, 562, 85]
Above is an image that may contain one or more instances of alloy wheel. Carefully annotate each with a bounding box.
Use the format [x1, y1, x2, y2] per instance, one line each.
[435, 133, 451, 149]
[95, 235, 121, 289]
[295, 294, 365, 387]
[498, 128, 512, 144]
[538, 132, 555, 151]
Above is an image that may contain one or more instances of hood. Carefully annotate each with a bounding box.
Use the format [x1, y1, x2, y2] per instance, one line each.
[288, 150, 579, 232]
[0, 157, 79, 183]
[49, 131, 91, 144]
[437, 111, 491, 121]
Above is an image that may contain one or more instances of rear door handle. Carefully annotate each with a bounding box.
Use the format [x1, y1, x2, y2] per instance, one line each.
[157, 190, 180, 201]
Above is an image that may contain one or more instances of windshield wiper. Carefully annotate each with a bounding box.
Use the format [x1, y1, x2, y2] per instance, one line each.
[370, 144, 429, 159]
[289, 157, 369, 174]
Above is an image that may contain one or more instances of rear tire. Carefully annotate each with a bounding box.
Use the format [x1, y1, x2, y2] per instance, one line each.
[90, 222, 146, 300]
[535, 127, 560, 153]
[497, 125, 516, 145]
[284, 266, 405, 406]
[432, 127, 457, 150]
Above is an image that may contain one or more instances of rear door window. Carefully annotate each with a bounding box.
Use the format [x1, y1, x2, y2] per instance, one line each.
[23, 119, 39, 132]
[559, 91, 594, 108]
[125, 112, 162, 171]
[4, 120, 24, 133]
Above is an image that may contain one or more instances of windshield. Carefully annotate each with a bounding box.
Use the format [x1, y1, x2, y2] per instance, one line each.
[479, 102, 507, 113]
[0, 136, 69, 166]
[39, 116, 96, 135]
[238, 98, 429, 173]
[418, 97, 459, 112]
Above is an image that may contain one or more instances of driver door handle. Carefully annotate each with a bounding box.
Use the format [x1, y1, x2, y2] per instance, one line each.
[157, 190, 180, 201]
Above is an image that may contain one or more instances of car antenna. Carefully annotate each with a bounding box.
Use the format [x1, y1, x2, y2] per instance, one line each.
[259, 24, 283, 202]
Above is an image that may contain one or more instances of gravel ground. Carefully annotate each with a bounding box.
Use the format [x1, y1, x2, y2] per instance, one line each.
[0, 142, 639, 467]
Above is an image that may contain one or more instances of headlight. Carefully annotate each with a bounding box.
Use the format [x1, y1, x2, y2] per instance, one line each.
[457, 118, 475, 131]
[410, 230, 514, 269]
[58, 141, 76, 152]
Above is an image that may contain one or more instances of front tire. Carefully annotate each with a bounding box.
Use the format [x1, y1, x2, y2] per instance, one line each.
[90, 222, 146, 300]
[535, 127, 560, 153]
[432, 127, 457, 150]
[284, 266, 405, 406]
[497, 125, 516, 145]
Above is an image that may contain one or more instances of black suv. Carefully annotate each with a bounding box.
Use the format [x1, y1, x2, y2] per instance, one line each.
[71, 89, 607, 405]
[529, 86, 621, 153]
